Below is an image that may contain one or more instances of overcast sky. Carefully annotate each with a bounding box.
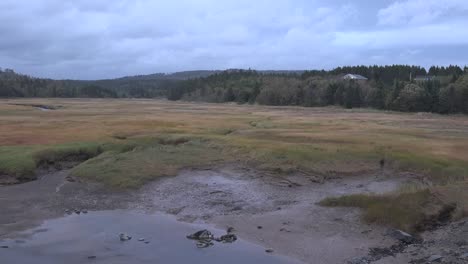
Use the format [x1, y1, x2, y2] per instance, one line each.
[1, 0, 467, 79]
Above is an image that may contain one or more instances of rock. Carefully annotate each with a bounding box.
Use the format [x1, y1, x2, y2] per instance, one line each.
[1, 246, 8, 249]
[196, 241, 214, 248]
[138, 238, 145, 242]
[119, 233, 132, 241]
[87, 256, 96, 259]
[389, 229, 418, 244]
[265, 248, 274, 253]
[186, 230, 213, 240]
[74, 209, 81, 215]
[427, 255, 443, 262]
[65, 209, 72, 215]
[144, 241, 150, 244]
[257, 226, 263, 229]
[216, 234, 237, 243]
[347, 257, 370, 264]
[82, 210, 88, 214]
[65, 176, 76, 182]
[226, 227, 235, 234]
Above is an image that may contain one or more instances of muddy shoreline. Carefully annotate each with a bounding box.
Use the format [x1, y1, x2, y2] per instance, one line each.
[1, 166, 467, 263]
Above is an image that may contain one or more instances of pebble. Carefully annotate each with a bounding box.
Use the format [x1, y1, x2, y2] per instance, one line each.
[144, 241, 150, 244]
[257, 226, 263, 229]
[427, 254, 443, 262]
[265, 248, 274, 253]
[138, 238, 145, 242]
[119, 233, 132, 241]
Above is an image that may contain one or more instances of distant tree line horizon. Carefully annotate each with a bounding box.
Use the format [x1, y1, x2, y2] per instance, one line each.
[1, 65, 468, 114]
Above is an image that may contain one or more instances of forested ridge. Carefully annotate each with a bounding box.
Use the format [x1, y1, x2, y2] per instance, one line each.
[1, 65, 468, 114]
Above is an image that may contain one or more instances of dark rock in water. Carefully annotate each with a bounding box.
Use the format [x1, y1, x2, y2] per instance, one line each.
[144, 241, 150, 244]
[1, 246, 8, 249]
[186, 230, 213, 240]
[427, 254, 443, 262]
[119, 233, 132, 241]
[389, 229, 418, 244]
[226, 227, 235, 234]
[87, 256, 96, 259]
[74, 209, 81, 215]
[65, 209, 72, 215]
[265, 248, 274, 253]
[257, 226, 263, 229]
[138, 238, 145, 242]
[82, 210, 88, 214]
[196, 241, 214, 248]
[216, 234, 237, 243]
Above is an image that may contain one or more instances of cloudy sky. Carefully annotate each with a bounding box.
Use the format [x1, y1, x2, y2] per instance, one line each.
[0, 0, 467, 79]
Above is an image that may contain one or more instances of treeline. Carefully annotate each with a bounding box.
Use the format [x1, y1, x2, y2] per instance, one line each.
[0, 68, 173, 98]
[168, 66, 468, 114]
[2, 65, 468, 114]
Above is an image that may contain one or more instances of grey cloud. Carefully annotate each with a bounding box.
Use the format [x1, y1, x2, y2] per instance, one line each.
[0, 0, 466, 79]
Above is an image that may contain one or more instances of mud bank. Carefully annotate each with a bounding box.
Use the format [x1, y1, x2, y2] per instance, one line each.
[2, 166, 464, 263]
[138, 167, 416, 264]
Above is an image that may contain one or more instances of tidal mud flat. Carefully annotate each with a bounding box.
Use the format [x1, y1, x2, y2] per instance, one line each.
[2, 165, 453, 264]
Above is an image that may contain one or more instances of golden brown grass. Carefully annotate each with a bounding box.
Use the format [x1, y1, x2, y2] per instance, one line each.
[1, 98, 467, 185]
[1, 98, 467, 229]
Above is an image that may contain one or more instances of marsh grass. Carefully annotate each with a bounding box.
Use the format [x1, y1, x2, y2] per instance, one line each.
[1, 99, 467, 195]
[319, 190, 439, 232]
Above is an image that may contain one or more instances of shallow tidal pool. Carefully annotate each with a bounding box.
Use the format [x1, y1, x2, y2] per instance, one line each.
[0, 210, 301, 264]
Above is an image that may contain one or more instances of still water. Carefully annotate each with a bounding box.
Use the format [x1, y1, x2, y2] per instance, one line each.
[0, 210, 301, 264]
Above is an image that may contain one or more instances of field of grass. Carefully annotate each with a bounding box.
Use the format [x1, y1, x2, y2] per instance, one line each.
[1, 98, 467, 229]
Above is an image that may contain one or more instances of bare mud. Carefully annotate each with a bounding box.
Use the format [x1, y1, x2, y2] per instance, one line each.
[0, 170, 135, 237]
[2, 166, 465, 263]
[138, 167, 415, 263]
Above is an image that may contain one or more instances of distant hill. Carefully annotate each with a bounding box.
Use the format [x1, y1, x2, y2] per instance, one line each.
[113, 70, 222, 81]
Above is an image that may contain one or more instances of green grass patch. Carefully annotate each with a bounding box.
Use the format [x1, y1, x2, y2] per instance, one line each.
[0, 142, 106, 180]
[70, 137, 226, 188]
[318, 190, 450, 232]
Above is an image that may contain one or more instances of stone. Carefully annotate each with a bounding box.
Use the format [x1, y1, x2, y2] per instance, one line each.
[226, 227, 235, 233]
[347, 257, 370, 264]
[427, 255, 443, 262]
[74, 209, 81, 215]
[138, 238, 145, 242]
[87, 256, 96, 259]
[265, 248, 274, 253]
[1, 246, 8, 249]
[389, 229, 417, 244]
[119, 233, 132, 241]
[186, 230, 213, 240]
[257, 226, 263, 229]
[82, 210, 88, 214]
[144, 241, 150, 244]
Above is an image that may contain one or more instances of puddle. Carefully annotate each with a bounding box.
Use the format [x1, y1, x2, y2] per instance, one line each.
[0, 210, 301, 264]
